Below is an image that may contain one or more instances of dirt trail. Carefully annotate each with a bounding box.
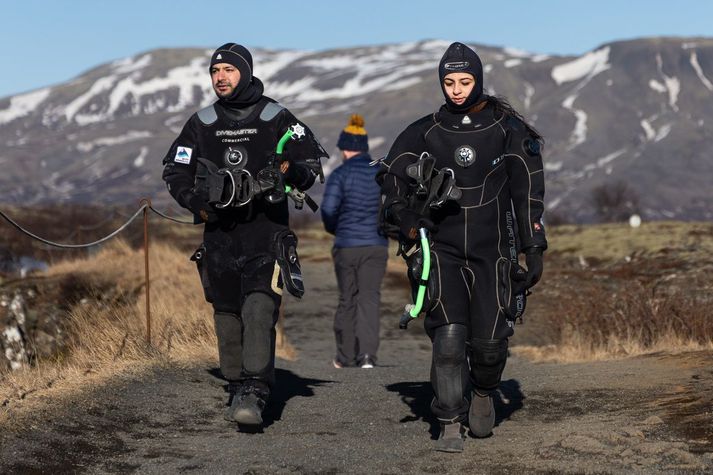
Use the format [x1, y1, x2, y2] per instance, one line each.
[1, 257, 712, 474]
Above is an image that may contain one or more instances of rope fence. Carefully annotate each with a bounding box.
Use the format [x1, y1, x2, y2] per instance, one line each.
[0, 199, 196, 344]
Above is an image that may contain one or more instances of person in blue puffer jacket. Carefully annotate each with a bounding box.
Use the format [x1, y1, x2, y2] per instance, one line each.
[321, 114, 388, 369]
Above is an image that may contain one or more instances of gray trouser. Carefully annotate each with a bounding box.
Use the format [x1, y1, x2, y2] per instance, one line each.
[332, 245, 388, 365]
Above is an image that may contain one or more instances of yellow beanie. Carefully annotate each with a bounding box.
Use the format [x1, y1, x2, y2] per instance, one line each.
[343, 114, 367, 135]
[337, 114, 369, 151]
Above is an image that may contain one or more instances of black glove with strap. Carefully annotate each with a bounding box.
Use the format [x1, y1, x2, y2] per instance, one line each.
[188, 195, 219, 224]
[397, 208, 437, 241]
[280, 154, 311, 188]
[523, 247, 544, 290]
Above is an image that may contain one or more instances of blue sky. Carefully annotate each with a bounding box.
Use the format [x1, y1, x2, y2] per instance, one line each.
[1, 0, 711, 98]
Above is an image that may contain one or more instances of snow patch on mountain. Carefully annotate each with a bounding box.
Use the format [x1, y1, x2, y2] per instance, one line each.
[59, 57, 212, 125]
[271, 61, 433, 104]
[523, 82, 535, 110]
[112, 54, 152, 74]
[133, 146, 148, 167]
[545, 161, 563, 172]
[265, 41, 461, 105]
[596, 148, 626, 167]
[649, 80, 667, 93]
[551, 47, 611, 85]
[531, 54, 551, 63]
[255, 50, 309, 81]
[503, 47, 534, 58]
[63, 76, 117, 123]
[76, 131, 152, 152]
[369, 136, 386, 150]
[655, 53, 680, 111]
[654, 123, 672, 142]
[562, 94, 587, 150]
[689, 50, 713, 91]
[641, 119, 656, 140]
[0, 88, 51, 125]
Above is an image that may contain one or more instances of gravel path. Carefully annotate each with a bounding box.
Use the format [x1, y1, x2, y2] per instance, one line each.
[1, 259, 712, 474]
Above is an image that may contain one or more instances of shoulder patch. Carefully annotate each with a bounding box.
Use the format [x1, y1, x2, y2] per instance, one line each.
[174, 146, 193, 164]
[260, 102, 285, 122]
[197, 105, 218, 125]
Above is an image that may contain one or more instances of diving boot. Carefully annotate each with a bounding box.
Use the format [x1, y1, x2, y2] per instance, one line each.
[434, 422, 465, 453]
[232, 392, 265, 425]
[468, 391, 495, 437]
[225, 382, 267, 426]
[223, 383, 241, 422]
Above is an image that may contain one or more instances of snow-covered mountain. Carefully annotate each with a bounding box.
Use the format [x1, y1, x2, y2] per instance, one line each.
[1, 37, 712, 222]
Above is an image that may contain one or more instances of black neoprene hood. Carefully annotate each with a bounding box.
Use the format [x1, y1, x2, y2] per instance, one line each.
[209, 43, 264, 107]
[438, 42, 484, 112]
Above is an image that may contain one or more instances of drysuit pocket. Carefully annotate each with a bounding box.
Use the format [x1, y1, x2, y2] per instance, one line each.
[496, 257, 527, 321]
[190, 244, 213, 303]
[274, 229, 304, 298]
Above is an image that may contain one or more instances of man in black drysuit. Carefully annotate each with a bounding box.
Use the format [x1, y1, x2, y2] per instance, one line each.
[377, 42, 547, 451]
[162, 43, 327, 427]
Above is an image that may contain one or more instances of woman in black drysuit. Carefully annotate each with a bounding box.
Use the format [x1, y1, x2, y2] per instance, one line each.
[377, 42, 547, 452]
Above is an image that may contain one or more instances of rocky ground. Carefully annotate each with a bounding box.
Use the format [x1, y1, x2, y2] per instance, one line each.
[1, 251, 712, 474]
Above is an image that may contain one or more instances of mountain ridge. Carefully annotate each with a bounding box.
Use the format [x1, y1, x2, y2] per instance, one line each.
[1, 36, 712, 222]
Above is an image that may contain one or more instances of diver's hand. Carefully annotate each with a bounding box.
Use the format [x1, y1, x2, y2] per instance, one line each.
[523, 248, 544, 289]
[398, 209, 436, 241]
[188, 196, 218, 223]
[280, 156, 311, 187]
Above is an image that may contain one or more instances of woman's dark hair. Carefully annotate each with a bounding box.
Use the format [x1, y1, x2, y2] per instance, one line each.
[488, 95, 544, 143]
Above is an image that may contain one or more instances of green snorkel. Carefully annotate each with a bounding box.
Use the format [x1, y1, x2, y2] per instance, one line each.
[399, 227, 431, 329]
[271, 128, 319, 212]
[276, 129, 294, 193]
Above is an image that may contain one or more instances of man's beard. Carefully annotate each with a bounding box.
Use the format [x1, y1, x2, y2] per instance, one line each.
[214, 84, 235, 98]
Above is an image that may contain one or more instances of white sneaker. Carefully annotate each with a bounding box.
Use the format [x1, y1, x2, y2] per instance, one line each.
[358, 355, 375, 369]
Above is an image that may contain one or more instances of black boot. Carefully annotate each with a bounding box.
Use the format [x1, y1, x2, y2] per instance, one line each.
[468, 390, 495, 437]
[434, 421, 465, 453]
[224, 382, 241, 422]
[225, 381, 267, 426]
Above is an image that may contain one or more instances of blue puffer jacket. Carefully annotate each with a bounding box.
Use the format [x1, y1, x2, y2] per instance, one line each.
[321, 153, 388, 248]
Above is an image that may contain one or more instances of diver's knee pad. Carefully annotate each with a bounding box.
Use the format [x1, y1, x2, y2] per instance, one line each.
[240, 292, 278, 375]
[431, 324, 469, 413]
[213, 311, 242, 381]
[469, 338, 509, 391]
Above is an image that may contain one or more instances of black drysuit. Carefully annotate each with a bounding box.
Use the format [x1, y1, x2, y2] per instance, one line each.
[162, 96, 326, 393]
[378, 101, 547, 421]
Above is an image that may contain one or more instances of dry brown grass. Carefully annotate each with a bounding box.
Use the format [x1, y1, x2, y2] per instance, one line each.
[1, 239, 295, 415]
[3, 219, 713, 410]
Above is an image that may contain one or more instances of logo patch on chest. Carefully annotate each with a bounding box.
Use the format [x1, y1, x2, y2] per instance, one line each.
[454, 145, 476, 168]
[224, 145, 248, 168]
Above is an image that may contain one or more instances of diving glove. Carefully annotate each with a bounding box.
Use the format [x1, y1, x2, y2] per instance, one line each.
[188, 195, 219, 224]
